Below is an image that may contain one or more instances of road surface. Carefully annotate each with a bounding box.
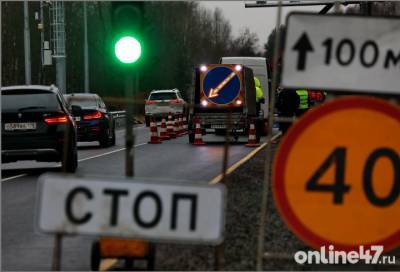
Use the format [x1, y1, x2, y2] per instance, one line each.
[2, 126, 270, 271]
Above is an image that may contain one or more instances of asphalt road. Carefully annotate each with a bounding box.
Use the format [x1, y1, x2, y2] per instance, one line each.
[2, 125, 268, 271]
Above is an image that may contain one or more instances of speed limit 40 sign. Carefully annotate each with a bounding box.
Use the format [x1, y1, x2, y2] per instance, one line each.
[273, 97, 400, 252]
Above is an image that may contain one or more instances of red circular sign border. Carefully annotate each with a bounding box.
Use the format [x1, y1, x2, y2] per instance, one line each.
[273, 96, 400, 252]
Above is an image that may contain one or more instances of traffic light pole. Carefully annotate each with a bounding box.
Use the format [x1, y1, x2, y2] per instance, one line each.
[23, 1, 31, 85]
[125, 70, 137, 177]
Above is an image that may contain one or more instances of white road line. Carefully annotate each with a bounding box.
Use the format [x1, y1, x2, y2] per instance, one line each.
[209, 133, 282, 184]
[1, 142, 148, 182]
[79, 143, 147, 162]
[1, 173, 28, 182]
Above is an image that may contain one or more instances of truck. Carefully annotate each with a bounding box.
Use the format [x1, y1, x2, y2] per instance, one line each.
[220, 57, 270, 133]
[187, 63, 264, 143]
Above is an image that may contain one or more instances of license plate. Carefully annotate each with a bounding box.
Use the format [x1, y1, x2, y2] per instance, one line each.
[74, 117, 81, 122]
[211, 125, 226, 129]
[4, 122, 37, 131]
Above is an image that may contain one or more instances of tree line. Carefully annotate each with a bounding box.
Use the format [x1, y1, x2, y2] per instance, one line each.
[1, 1, 261, 108]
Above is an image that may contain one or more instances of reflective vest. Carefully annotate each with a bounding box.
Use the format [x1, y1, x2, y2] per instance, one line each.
[296, 89, 309, 109]
[254, 77, 264, 102]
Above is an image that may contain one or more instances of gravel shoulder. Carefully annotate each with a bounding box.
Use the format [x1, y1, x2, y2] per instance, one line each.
[153, 142, 400, 271]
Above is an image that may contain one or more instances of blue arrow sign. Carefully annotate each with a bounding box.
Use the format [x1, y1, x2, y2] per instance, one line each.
[202, 66, 241, 105]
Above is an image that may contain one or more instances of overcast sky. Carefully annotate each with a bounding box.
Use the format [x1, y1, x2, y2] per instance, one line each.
[201, 1, 323, 50]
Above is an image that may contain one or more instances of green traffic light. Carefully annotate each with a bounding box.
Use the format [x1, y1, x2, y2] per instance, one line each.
[114, 36, 142, 64]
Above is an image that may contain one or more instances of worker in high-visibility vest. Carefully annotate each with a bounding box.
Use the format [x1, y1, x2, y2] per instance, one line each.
[295, 89, 309, 116]
[254, 77, 264, 103]
[254, 77, 264, 114]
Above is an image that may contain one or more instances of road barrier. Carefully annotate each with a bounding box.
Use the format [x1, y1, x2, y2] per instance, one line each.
[148, 117, 162, 144]
[167, 112, 176, 138]
[110, 110, 144, 129]
[245, 119, 260, 147]
[182, 115, 188, 135]
[159, 116, 170, 140]
[193, 116, 205, 146]
[110, 110, 126, 128]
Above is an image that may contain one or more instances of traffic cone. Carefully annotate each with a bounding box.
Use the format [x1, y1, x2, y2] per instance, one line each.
[174, 114, 181, 137]
[245, 119, 260, 147]
[167, 112, 176, 139]
[193, 116, 205, 145]
[148, 117, 161, 144]
[182, 115, 188, 135]
[177, 114, 184, 136]
[159, 116, 170, 140]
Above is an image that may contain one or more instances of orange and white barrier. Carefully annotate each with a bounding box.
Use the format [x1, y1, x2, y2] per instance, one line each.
[182, 115, 188, 135]
[159, 116, 170, 140]
[173, 114, 180, 137]
[245, 119, 260, 147]
[148, 117, 161, 144]
[167, 112, 176, 139]
[193, 116, 205, 145]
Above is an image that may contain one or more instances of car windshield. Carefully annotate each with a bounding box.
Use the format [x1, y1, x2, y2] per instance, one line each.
[66, 97, 98, 108]
[1, 90, 60, 111]
[149, 92, 177, 101]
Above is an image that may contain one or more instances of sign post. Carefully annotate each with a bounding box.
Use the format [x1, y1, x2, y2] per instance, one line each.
[282, 13, 400, 94]
[273, 97, 400, 251]
[37, 174, 226, 244]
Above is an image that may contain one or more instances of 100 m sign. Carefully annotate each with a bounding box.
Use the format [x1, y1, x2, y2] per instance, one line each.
[321, 38, 399, 69]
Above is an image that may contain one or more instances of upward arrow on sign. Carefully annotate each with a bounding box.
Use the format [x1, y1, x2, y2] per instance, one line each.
[292, 32, 314, 71]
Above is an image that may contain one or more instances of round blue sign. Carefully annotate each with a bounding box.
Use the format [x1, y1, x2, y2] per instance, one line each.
[203, 66, 241, 105]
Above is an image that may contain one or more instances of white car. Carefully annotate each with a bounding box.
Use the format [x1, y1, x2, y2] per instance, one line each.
[144, 89, 187, 126]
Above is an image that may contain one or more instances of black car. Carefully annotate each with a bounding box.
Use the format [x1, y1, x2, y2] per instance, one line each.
[1, 85, 78, 172]
[64, 93, 116, 147]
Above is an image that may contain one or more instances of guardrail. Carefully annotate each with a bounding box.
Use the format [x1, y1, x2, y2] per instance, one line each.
[110, 111, 126, 129]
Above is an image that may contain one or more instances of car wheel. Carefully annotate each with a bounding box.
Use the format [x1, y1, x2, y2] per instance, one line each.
[188, 132, 194, 144]
[99, 130, 110, 147]
[147, 243, 156, 271]
[255, 119, 262, 143]
[64, 140, 78, 173]
[90, 241, 101, 271]
[110, 125, 116, 146]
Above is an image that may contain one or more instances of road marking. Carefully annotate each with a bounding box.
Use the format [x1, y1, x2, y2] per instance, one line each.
[85, 133, 282, 272]
[1, 143, 148, 182]
[79, 142, 147, 162]
[100, 133, 282, 272]
[1, 173, 28, 182]
[209, 133, 281, 185]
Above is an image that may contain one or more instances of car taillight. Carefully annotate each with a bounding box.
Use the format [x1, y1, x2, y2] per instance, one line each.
[44, 115, 68, 124]
[145, 100, 157, 105]
[170, 99, 183, 104]
[83, 111, 102, 120]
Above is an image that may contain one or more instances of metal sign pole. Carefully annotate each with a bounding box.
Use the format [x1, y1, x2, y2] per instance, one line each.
[214, 109, 232, 270]
[51, 233, 62, 271]
[256, 0, 283, 270]
[125, 70, 136, 177]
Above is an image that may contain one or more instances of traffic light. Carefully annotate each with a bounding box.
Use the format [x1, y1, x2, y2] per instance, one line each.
[111, 2, 144, 65]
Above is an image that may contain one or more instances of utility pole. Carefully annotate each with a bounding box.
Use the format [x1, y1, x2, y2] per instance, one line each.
[83, 1, 89, 93]
[39, 0, 45, 84]
[24, 1, 32, 85]
[50, 1, 66, 93]
[360, 1, 373, 15]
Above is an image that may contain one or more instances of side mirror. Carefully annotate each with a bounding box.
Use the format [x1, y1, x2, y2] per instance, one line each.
[71, 105, 82, 115]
